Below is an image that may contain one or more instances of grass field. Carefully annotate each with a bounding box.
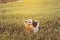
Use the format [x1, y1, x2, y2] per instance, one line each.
[0, 0, 60, 40]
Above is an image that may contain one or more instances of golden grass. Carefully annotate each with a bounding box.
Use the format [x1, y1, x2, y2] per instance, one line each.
[0, 0, 60, 40]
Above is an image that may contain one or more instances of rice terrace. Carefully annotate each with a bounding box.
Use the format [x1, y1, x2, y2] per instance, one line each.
[0, 0, 60, 40]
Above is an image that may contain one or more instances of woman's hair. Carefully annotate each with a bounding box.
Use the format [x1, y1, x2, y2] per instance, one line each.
[32, 21, 37, 27]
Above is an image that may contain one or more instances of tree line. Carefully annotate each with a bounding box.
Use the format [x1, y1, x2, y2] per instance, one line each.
[0, 0, 17, 3]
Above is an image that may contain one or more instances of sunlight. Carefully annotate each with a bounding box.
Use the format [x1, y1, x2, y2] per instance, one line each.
[18, 0, 22, 3]
[23, 0, 41, 5]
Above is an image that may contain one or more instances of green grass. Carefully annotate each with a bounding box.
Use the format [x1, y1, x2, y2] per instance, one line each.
[0, 0, 60, 40]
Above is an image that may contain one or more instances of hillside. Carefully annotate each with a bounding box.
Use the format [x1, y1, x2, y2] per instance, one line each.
[0, 0, 60, 40]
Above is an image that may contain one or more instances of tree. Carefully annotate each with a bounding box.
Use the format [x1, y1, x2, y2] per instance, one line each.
[0, 0, 17, 3]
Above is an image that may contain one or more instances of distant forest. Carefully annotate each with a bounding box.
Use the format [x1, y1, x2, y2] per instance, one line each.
[0, 0, 17, 3]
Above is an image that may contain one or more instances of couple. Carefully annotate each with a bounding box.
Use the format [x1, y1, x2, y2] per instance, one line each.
[24, 19, 39, 33]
